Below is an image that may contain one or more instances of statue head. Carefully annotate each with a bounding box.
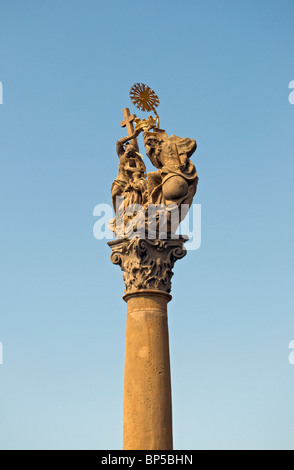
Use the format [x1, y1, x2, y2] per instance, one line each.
[143, 131, 166, 168]
[124, 142, 137, 158]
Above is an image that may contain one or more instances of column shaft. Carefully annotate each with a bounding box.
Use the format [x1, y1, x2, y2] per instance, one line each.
[123, 292, 173, 450]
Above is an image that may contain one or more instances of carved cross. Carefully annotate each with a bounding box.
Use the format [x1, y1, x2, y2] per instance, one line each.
[120, 108, 138, 150]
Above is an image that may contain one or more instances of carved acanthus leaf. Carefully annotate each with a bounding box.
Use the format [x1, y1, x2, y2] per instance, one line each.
[108, 238, 187, 295]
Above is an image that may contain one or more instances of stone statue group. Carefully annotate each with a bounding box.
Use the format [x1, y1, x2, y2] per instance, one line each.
[110, 123, 198, 238]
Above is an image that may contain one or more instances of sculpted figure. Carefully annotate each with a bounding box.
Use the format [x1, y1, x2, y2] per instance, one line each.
[111, 130, 146, 212]
[110, 129, 147, 237]
[143, 128, 198, 233]
[143, 129, 198, 206]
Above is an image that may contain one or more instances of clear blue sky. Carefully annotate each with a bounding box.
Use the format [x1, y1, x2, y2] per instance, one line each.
[0, 0, 294, 450]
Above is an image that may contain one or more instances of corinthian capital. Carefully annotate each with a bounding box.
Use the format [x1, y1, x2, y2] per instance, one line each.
[108, 237, 187, 298]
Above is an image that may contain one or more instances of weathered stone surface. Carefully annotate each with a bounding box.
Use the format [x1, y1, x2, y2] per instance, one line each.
[123, 292, 173, 450]
[108, 237, 187, 297]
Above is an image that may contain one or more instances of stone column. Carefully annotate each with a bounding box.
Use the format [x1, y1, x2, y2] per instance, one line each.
[108, 237, 187, 450]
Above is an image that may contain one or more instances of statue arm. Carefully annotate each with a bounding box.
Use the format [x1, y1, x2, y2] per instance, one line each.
[116, 140, 125, 158]
[116, 128, 143, 157]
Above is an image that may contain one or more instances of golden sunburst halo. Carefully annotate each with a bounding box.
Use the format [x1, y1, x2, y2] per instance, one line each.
[130, 83, 160, 112]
